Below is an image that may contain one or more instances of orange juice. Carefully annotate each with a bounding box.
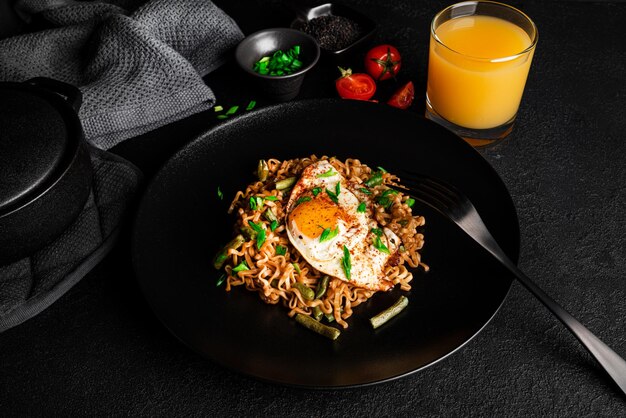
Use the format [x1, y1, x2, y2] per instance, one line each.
[427, 14, 534, 130]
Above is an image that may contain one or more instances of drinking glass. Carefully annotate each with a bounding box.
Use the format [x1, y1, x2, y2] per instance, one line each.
[426, 1, 538, 146]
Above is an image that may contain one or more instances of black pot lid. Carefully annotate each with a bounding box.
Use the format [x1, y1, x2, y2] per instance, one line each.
[0, 85, 69, 214]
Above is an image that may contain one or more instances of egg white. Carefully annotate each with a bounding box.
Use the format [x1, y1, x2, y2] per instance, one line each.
[285, 161, 400, 291]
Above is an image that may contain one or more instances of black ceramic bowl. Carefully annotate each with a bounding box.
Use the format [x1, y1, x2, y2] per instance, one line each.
[0, 78, 93, 265]
[235, 28, 320, 102]
[290, 2, 377, 61]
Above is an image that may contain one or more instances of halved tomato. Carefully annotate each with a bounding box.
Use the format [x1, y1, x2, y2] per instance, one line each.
[387, 81, 414, 109]
[335, 67, 376, 101]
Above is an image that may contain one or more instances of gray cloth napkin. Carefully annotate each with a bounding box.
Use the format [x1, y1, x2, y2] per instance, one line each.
[0, 147, 141, 332]
[0, 0, 243, 149]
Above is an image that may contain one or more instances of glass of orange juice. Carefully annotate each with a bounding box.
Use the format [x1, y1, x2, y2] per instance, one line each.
[426, 1, 538, 146]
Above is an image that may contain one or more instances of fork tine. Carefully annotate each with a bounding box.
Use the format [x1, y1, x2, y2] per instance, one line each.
[395, 173, 454, 214]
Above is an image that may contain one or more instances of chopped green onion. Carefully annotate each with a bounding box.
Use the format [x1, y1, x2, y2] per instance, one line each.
[406, 198, 415, 208]
[214, 105, 224, 112]
[365, 171, 384, 187]
[257, 159, 269, 181]
[232, 261, 249, 272]
[248, 221, 266, 249]
[216, 273, 227, 287]
[377, 166, 388, 173]
[376, 191, 397, 209]
[293, 263, 301, 274]
[371, 228, 383, 237]
[296, 196, 312, 206]
[249, 196, 258, 210]
[312, 187, 322, 196]
[225, 105, 239, 115]
[216, 114, 228, 120]
[217, 186, 223, 200]
[374, 236, 390, 254]
[357, 202, 366, 213]
[276, 245, 287, 256]
[335, 182, 340, 196]
[270, 220, 279, 231]
[317, 168, 337, 178]
[326, 188, 339, 204]
[246, 100, 257, 111]
[253, 45, 303, 76]
[319, 226, 339, 242]
[341, 246, 352, 280]
[264, 208, 277, 222]
[359, 187, 372, 195]
[264, 195, 279, 201]
[276, 177, 296, 191]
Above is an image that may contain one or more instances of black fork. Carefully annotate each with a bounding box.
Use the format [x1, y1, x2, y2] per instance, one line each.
[399, 171, 626, 396]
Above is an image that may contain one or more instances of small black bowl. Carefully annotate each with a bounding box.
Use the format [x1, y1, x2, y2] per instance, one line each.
[235, 28, 320, 102]
[290, 2, 377, 60]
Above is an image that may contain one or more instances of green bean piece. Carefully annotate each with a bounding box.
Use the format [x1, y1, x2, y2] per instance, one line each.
[275, 177, 296, 191]
[257, 159, 269, 181]
[240, 226, 257, 240]
[293, 282, 314, 301]
[312, 306, 324, 321]
[314, 275, 330, 299]
[295, 314, 341, 340]
[212, 234, 245, 269]
[369, 295, 409, 329]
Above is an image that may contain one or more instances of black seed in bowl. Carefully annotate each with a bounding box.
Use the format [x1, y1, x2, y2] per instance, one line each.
[297, 15, 362, 51]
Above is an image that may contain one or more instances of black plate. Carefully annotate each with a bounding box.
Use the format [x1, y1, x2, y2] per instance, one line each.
[132, 99, 519, 388]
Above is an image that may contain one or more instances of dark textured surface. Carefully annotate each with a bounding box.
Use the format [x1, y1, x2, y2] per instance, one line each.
[1, 0, 625, 415]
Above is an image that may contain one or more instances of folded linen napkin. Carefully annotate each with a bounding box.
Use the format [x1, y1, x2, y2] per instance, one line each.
[0, 147, 141, 333]
[0, 0, 243, 149]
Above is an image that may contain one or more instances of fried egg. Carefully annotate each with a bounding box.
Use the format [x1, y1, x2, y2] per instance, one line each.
[285, 161, 400, 291]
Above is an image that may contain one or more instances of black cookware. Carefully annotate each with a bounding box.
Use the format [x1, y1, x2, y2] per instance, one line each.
[0, 77, 93, 265]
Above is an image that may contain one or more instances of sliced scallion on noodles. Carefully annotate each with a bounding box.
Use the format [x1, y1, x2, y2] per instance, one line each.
[341, 246, 351, 280]
[357, 202, 366, 213]
[232, 261, 249, 272]
[275, 245, 287, 256]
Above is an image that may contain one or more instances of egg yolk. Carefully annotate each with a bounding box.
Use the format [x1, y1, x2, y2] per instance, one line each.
[289, 195, 339, 239]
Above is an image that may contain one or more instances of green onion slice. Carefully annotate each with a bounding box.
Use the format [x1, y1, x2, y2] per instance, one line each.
[317, 168, 337, 178]
[216, 273, 227, 287]
[312, 187, 322, 196]
[276, 245, 287, 256]
[357, 202, 366, 213]
[365, 171, 384, 187]
[359, 187, 372, 195]
[319, 226, 339, 242]
[217, 186, 223, 200]
[270, 220, 279, 231]
[374, 236, 390, 254]
[341, 246, 352, 280]
[296, 196, 312, 206]
[232, 261, 250, 272]
[406, 198, 415, 208]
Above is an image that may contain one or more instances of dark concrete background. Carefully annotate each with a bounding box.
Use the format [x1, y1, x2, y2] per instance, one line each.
[1, 0, 625, 415]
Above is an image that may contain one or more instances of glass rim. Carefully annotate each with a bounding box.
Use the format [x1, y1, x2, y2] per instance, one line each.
[431, 1, 538, 63]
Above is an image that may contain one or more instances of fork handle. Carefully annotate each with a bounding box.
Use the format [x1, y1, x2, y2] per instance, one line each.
[485, 241, 626, 396]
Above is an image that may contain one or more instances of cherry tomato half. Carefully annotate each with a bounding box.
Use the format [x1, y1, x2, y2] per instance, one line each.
[365, 44, 402, 81]
[335, 67, 376, 101]
[387, 81, 415, 110]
